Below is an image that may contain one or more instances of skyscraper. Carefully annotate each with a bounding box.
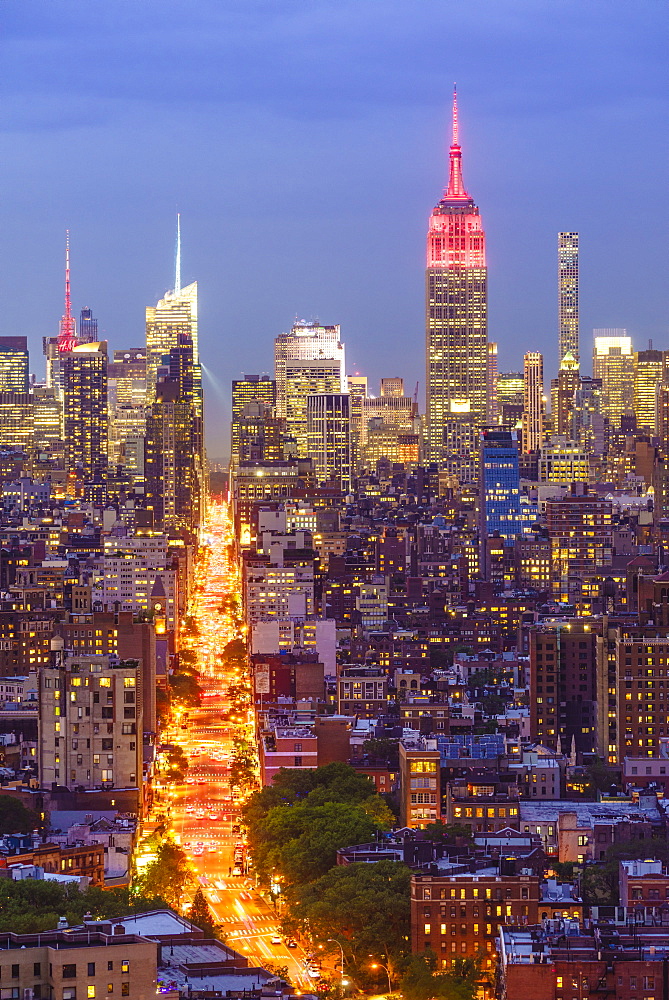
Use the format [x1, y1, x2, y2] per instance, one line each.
[522, 352, 544, 453]
[487, 342, 499, 424]
[0, 337, 28, 393]
[633, 349, 668, 434]
[593, 331, 634, 429]
[479, 428, 524, 540]
[145, 218, 200, 416]
[79, 307, 98, 345]
[62, 342, 108, 498]
[425, 89, 487, 476]
[284, 356, 344, 457]
[551, 350, 580, 437]
[231, 375, 277, 469]
[274, 322, 345, 419]
[558, 232, 579, 363]
[306, 392, 351, 492]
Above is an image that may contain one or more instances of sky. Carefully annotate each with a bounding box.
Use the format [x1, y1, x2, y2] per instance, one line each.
[0, 0, 667, 460]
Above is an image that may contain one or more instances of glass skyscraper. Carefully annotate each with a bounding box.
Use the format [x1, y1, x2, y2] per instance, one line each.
[479, 429, 525, 539]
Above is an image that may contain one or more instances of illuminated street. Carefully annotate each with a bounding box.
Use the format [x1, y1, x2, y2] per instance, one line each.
[162, 501, 310, 986]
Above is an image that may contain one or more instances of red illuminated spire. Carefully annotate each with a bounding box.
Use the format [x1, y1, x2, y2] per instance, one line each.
[57, 231, 77, 353]
[445, 85, 468, 200]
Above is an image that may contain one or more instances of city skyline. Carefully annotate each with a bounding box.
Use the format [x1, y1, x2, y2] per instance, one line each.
[0, 0, 666, 457]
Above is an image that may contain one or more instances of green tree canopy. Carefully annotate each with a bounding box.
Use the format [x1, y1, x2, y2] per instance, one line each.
[188, 887, 216, 936]
[422, 821, 474, 846]
[137, 840, 192, 908]
[0, 795, 39, 834]
[286, 860, 411, 977]
[400, 954, 478, 1000]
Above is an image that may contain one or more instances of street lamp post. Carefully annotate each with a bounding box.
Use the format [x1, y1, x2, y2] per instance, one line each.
[327, 938, 347, 990]
[370, 960, 392, 995]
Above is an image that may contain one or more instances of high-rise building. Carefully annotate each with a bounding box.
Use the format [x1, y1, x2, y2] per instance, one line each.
[0, 393, 33, 451]
[425, 90, 487, 474]
[284, 356, 344, 457]
[545, 487, 613, 607]
[551, 351, 580, 437]
[32, 387, 62, 448]
[530, 619, 597, 756]
[479, 428, 525, 541]
[633, 349, 668, 434]
[558, 232, 579, 363]
[231, 376, 277, 469]
[108, 349, 147, 469]
[38, 647, 143, 793]
[347, 374, 368, 471]
[487, 342, 499, 424]
[79, 307, 98, 344]
[572, 377, 606, 457]
[0, 337, 28, 393]
[522, 352, 544, 453]
[306, 392, 351, 492]
[592, 331, 634, 430]
[61, 342, 108, 498]
[538, 437, 588, 484]
[144, 334, 202, 534]
[380, 378, 404, 398]
[274, 322, 345, 418]
[145, 220, 200, 418]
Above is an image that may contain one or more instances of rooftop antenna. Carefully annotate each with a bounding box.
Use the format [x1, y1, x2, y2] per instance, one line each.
[175, 213, 182, 296]
[57, 230, 77, 353]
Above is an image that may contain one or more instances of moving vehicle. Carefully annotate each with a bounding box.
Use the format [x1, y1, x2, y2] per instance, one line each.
[270, 934, 282, 945]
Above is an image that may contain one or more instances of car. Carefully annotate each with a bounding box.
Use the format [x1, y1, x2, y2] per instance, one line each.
[286, 939, 297, 949]
[232, 866, 242, 876]
[307, 967, 320, 980]
[270, 934, 282, 945]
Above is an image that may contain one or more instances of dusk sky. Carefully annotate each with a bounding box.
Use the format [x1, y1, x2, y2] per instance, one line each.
[0, 0, 667, 458]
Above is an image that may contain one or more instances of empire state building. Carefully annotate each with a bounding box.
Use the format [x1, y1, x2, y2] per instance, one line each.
[425, 90, 488, 481]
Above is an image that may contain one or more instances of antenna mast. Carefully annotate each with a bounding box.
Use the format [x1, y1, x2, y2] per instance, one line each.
[57, 231, 77, 353]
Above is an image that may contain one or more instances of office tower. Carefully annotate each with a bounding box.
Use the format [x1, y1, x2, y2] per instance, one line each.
[497, 371, 524, 428]
[558, 232, 579, 362]
[0, 393, 32, 450]
[231, 376, 277, 469]
[538, 437, 588, 484]
[522, 352, 544, 453]
[487, 342, 499, 424]
[633, 349, 668, 433]
[38, 649, 143, 792]
[572, 377, 606, 456]
[306, 392, 351, 492]
[347, 374, 368, 471]
[284, 356, 344, 457]
[360, 388, 418, 471]
[0, 337, 28, 392]
[108, 349, 147, 469]
[592, 330, 634, 429]
[144, 336, 200, 533]
[62, 342, 108, 498]
[551, 350, 580, 437]
[380, 378, 404, 398]
[79, 307, 98, 345]
[545, 487, 613, 607]
[145, 219, 200, 416]
[529, 620, 597, 755]
[32, 387, 62, 448]
[425, 90, 488, 474]
[274, 322, 345, 418]
[479, 428, 525, 541]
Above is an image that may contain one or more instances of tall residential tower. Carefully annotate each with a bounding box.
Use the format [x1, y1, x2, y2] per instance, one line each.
[558, 232, 579, 363]
[425, 90, 487, 480]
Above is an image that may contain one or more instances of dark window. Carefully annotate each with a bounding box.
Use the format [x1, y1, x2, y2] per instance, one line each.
[88, 964, 95, 977]
[107, 963, 113, 972]
[34, 963, 41, 976]
[123, 708, 135, 719]
[101, 739, 113, 751]
[121, 986, 129, 997]
[11, 965, 19, 979]
[62, 965, 77, 979]
[101, 707, 113, 719]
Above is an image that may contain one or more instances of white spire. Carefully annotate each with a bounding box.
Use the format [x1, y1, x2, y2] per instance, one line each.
[175, 213, 182, 296]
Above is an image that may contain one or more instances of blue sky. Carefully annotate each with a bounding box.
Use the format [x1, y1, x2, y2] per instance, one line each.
[0, 0, 667, 458]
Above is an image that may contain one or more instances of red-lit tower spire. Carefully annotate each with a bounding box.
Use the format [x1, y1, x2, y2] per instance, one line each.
[57, 231, 77, 353]
[425, 87, 488, 473]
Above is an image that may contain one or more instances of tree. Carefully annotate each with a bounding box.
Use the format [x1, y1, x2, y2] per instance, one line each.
[361, 738, 400, 768]
[286, 860, 411, 978]
[0, 794, 40, 834]
[423, 821, 474, 846]
[189, 887, 216, 935]
[251, 801, 379, 887]
[400, 954, 477, 1000]
[138, 841, 192, 907]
